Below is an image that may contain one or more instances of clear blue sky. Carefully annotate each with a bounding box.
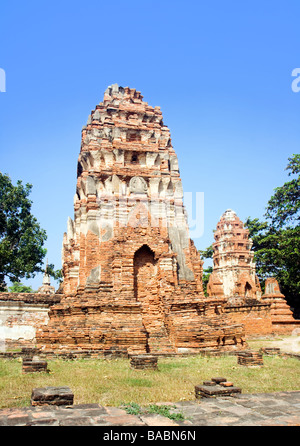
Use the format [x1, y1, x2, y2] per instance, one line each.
[0, 1, 299, 289]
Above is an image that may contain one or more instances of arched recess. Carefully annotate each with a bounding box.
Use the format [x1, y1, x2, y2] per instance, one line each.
[133, 244, 175, 353]
[166, 180, 174, 196]
[133, 245, 157, 302]
[244, 282, 252, 298]
[154, 154, 161, 166]
[158, 180, 164, 196]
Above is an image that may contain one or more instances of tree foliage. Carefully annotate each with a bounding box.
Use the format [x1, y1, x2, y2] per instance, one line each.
[8, 281, 36, 293]
[245, 218, 300, 300]
[46, 263, 63, 283]
[265, 154, 300, 228]
[245, 154, 300, 311]
[199, 245, 213, 260]
[199, 155, 300, 310]
[0, 173, 47, 290]
[199, 245, 213, 296]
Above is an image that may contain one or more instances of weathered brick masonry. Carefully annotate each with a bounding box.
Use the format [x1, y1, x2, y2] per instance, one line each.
[208, 210, 300, 335]
[36, 85, 245, 355]
[261, 278, 300, 334]
[0, 292, 60, 350]
[224, 303, 273, 336]
[207, 209, 262, 303]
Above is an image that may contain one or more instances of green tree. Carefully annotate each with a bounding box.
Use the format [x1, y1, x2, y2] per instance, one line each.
[199, 245, 213, 260]
[199, 155, 299, 310]
[265, 154, 300, 228]
[245, 154, 300, 312]
[0, 173, 47, 290]
[46, 263, 63, 283]
[202, 265, 213, 297]
[199, 245, 213, 296]
[8, 281, 36, 293]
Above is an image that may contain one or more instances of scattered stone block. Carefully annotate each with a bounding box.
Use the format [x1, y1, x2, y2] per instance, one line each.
[21, 347, 40, 359]
[221, 381, 234, 387]
[259, 347, 281, 356]
[195, 383, 241, 399]
[212, 377, 227, 384]
[130, 354, 158, 370]
[22, 356, 49, 373]
[237, 351, 263, 366]
[31, 386, 74, 407]
[195, 377, 241, 399]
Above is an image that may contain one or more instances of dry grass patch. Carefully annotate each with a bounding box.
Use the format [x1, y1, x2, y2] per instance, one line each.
[0, 353, 299, 409]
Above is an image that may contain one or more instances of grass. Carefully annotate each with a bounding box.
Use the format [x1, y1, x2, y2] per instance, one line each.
[247, 337, 285, 350]
[147, 404, 185, 421]
[121, 402, 185, 421]
[0, 349, 300, 409]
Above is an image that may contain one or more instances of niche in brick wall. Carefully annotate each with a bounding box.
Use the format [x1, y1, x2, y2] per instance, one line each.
[134, 245, 157, 304]
[133, 244, 171, 353]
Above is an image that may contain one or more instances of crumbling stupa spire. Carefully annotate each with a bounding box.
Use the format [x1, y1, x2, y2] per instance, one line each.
[207, 209, 262, 304]
[37, 259, 55, 295]
[37, 86, 245, 355]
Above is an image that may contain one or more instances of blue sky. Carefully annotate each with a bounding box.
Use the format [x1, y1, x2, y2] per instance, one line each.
[0, 0, 299, 289]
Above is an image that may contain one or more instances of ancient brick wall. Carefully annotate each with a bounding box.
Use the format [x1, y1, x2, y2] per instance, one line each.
[0, 293, 60, 351]
[206, 211, 300, 336]
[261, 278, 300, 334]
[225, 295, 300, 336]
[225, 304, 273, 337]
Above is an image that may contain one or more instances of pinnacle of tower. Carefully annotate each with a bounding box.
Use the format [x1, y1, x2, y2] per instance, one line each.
[103, 84, 143, 102]
[42, 259, 50, 286]
[37, 259, 55, 295]
[83, 85, 159, 131]
[104, 83, 124, 97]
[221, 209, 237, 221]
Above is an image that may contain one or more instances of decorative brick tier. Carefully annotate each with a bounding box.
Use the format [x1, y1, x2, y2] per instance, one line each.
[261, 278, 300, 334]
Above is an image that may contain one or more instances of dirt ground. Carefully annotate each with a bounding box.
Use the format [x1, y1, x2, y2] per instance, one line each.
[254, 330, 300, 353]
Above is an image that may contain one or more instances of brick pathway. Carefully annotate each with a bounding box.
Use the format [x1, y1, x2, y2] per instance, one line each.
[0, 391, 300, 426]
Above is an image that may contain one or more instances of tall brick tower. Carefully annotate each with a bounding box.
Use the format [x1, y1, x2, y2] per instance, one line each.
[207, 209, 262, 304]
[37, 86, 245, 355]
[62, 84, 200, 296]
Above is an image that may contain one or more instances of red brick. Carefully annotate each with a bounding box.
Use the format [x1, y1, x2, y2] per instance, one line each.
[37, 85, 245, 355]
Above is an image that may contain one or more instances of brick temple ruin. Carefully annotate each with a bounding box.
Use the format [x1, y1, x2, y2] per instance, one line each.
[208, 210, 300, 335]
[36, 84, 246, 355]
[207, 209, 262, 304]
[1, 85, 299, 354]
